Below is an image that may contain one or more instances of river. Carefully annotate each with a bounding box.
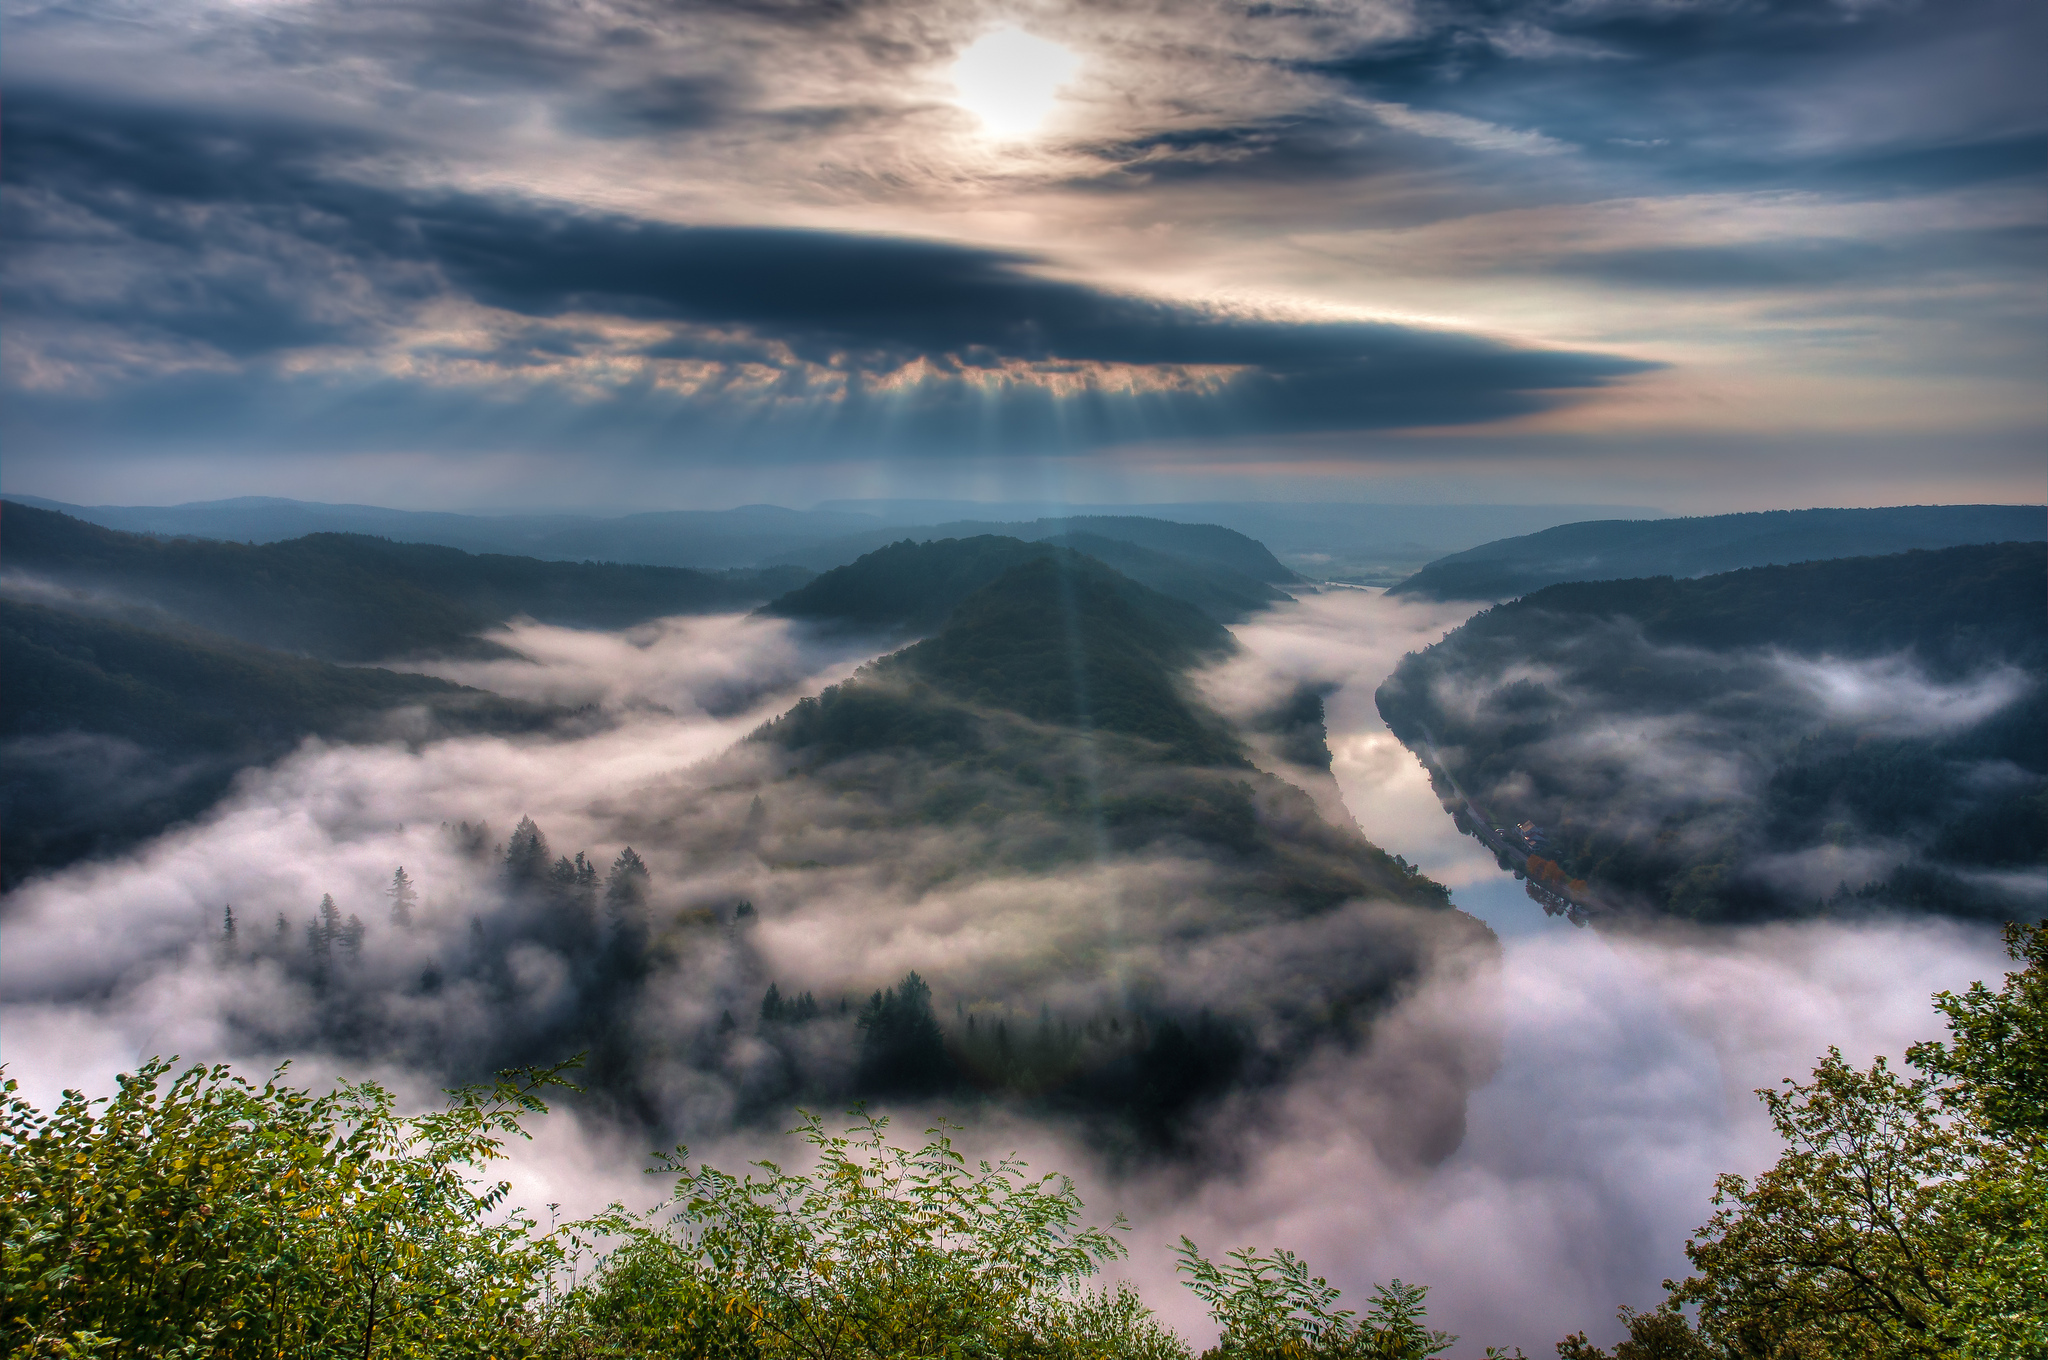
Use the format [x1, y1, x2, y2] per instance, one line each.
[1193, 587, 2011, 1350]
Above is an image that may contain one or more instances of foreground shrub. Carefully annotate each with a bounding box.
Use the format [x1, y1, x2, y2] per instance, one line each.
[1, 1058, 570, 1360]
[557, 1109, 1188, 1359]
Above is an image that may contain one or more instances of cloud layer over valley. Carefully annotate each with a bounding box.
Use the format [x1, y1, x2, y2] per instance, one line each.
[0, 589, 2021, 1351]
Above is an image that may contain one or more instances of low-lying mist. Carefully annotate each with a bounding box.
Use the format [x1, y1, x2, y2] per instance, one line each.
[0, 591, 2016, 1353]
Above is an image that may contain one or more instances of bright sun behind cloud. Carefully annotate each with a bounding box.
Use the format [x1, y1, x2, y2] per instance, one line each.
[948, 26, 1080, 141]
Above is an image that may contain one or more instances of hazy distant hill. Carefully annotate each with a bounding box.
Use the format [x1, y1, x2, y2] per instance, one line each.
[818, 498, 1666, 582]
[1, 600, 549, 887]
[762, 533, 1286, 631]
[1377, 542, 2048, 925]
[10, 491, 1670, 581]
[4, 493, 886, 566]
[2, 502, 811, 662]
[764, 515, 1299, 582]
[1388, 504, 2045, 601]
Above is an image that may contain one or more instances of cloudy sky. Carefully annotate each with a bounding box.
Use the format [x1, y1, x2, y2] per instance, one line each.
[3, 0, 2041, 511]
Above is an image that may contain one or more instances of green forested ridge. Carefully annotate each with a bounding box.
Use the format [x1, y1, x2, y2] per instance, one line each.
[2, 500, 812, 663]
[9, 925, 2042, 1359]
[0, 600, 553, 887]
[762, 532, 1287, 634]
[1389, 504, 2045, 602]
[1039, 531, 1291, 622]
[762, 536, 1069, 634]
[735, 553, 1454, 1139]
[1377, 543, 2048, 924]
[886, 554, 1239, 760]
[764, 514, 1300, 582]
[762, 549, 1240, 762]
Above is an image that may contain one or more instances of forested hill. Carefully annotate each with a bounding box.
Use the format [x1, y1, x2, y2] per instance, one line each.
[1388, 503, 2045, 601]
[760, 552, 1241, 765]
[761, 533, 1286, 633]
[764, 515, 1299, 581]
[1, 501, 813, 663]
[734, 550, 1459, 1139]
[1377, 542, 2047, 925]
[1, 600, 551, 888]
[1490, 541, 2047, 675]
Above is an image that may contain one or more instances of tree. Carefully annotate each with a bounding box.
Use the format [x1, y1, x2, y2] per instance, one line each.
[605, 846, 650, 912]
[308, 893, 343, 960]
[1175, 1240, 1454, 1360]
[0, 1058, 574, 1358]
[1563, 922, 2048, 1359]
[562, 1110, 1171, 1360]
[506, 816, 551, 885]
[386, 867, 418, 928]
[856, 971, 954, 1097]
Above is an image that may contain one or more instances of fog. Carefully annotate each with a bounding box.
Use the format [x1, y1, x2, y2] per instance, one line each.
[0, 591, 2016, 1354]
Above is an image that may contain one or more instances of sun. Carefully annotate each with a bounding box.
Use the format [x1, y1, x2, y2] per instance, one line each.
[947, 26, 1080, 141]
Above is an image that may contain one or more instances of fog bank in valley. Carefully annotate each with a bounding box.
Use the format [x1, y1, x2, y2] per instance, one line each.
[0, 591, 2014, 1353]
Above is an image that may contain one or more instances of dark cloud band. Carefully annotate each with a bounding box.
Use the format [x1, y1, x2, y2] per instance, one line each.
[2, 83, 1655, 460]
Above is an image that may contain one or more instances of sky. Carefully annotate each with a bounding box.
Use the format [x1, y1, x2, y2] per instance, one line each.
[3, 0, 2042, 512]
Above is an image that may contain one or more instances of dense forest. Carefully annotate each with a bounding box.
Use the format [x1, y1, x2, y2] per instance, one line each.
[0, 601, 555, 887]
[766, 513, 1301, 580]
[1389, 504, 2044, 602]
[761, 531, 1287, 632]
[5, 526, 1471, 1153]
[10, 923, 2041, 1357]
[2, 500, 812, 662]
[1377, 543, 2047, 924]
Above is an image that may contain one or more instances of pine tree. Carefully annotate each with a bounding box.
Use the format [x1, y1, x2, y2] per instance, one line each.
[856, 971, 954, 1096]
[221, 904, 236, 945]
[505, 817, 551, 884]
[387, 867, 419, 928]
[340, 914, 366, 960]
[761, 984, 785, 1024]
[604, 847, 650, 912]
[308, 894, 342, 958]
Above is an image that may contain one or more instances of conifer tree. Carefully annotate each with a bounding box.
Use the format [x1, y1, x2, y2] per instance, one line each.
[856, 971, 954, 1096]
[339, 914, 365, 960]
[387, 867, 418, 928]
[505, 816, 551, 884]
[308, 894, 342, 958]
[604, 847, 650, 911]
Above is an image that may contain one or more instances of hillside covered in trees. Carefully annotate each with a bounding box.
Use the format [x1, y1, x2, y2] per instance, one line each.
[1388, 504, 2044, 602]
[7, 540, 1472, 1155]
[0, 601, 555, 888]
[761, 531, 1288, 632]
[764, 513, 1301, 580]
[2, 500, 812, 663]
[1377, 542, 2047, 924]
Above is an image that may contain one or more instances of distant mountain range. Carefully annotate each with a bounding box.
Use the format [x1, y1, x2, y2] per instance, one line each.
[4, 492, 1663, 580]
[1388, 504, 2046, 601]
